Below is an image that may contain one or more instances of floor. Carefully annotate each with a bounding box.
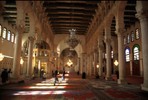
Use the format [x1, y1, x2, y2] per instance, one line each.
[0, 72, 148, 100]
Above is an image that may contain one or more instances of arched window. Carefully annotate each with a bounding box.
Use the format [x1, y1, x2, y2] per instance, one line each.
[0, 25, 2, 36]
[133, 45, 140, 60]
[127, 34, 130, 43]
[131, 31, 134, 41]
[135, 28, 140, 39]
[125, 47, 130, 62]
[2, 27, 7, 39]
[11, 33, 14, 42]
[7, 30, 11, 41]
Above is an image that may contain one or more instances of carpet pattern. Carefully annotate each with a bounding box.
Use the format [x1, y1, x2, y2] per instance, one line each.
[1, 73, 148, 100]
[0, 73, 98, 100]
[105, 88, 137, 99]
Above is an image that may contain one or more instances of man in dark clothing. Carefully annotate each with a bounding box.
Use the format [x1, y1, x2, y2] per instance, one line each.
[54, 70, 58, 85]
[1, 69, 8, 84]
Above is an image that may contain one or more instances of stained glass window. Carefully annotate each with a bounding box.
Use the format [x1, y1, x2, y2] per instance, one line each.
[133, 46, 139, 60]
[125, 48, 130, 62]
[7, 30, 11, 41]
[0, 25, 2, 36]
[2, 28, 7, 39]
[131, 31, 134, 41]
[135, 28, 140, 39]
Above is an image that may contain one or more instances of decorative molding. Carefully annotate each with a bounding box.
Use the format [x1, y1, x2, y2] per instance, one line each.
[115, 28, 125, 36]
[105, 38, 111, 44]
[16, 24, 25, 33]
[136, 10, 148, 21]
[28, 36, 35, 42]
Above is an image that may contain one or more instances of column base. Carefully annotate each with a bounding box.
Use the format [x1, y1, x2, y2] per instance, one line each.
[99, 76, 105, 79]
[105, 76, 112, 81]
[141, 84, 148, 91]
[117, 79, 127, 84]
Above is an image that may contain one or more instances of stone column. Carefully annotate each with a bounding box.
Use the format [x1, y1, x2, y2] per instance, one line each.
[12, 26, 24, 78]
[93, 51, 96, 75]
[12, 1, 25, 78]
[91, 53, 94, 76]
[139, 51, 143, 76]
[130, 54, 133, 75]
[112, 36, 118, 73]
[116, 29, 126, 84]
[80, 54, 83, 74]
[26, 36, 34, 77]
[89, 55, 92, 76]
[86, 55, 89, 76]
[105, 25, 112, 80]
[98, 44, 103, 77]
[105, 38, 112, 80]
[136, 1, 148, 91]
[78, 57, 80, 73]
[81, 53, 86, 73]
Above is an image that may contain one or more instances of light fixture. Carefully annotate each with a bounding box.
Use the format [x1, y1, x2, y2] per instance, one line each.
[114, 60, 119, 66]
[0, 53, 4, 61]
[66, 28, 80, 49]
[67, 59, 73, 66]
[20, 57, 24, 65]
[96, 64, 99, 68]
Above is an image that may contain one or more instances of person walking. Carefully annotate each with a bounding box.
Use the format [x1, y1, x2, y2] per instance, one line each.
[62, 69, 65, 81]
[54, 69, 58, 85]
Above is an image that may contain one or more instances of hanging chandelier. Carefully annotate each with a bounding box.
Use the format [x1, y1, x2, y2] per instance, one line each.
[66, 28, 80, 49]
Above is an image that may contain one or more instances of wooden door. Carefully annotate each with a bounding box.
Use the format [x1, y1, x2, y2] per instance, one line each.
[132, 60, 140, 76]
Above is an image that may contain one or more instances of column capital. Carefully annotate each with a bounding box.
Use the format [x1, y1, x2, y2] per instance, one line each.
[16, 25, 25, 34]
[105, 38, 111, 44]
[28, 36, 35, 42]
[115, 28, 125, 37]
[98, 44, 104, 51]
[136, 10, 148, 21]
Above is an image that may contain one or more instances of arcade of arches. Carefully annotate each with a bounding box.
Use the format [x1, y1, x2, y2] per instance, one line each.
[0, 1, 148, 92]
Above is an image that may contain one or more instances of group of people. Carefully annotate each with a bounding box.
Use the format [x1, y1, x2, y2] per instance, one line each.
[1, 68, 12, 85]
[53, 69, 65, 86]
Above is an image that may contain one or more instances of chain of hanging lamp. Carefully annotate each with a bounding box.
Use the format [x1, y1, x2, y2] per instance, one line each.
[66, 3, 80, 49]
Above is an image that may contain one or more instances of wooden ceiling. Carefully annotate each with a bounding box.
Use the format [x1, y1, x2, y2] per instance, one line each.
[43, 0, 100, 35]
[1, 0, 138, 36]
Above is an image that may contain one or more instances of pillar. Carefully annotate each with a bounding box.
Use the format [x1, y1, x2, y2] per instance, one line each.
[105, 25, 112, 80]
[93, 50, 97, 75]
[105, 38, 112, 80]
[12, 1, 25, 78]
[136, 1, 148, 91]
[116, 29, 126, 84]
[12, 26, 24, 78]
[88, 55, 92, 76]
[26, 36, 34, 77]
[98, 44, 103, 77]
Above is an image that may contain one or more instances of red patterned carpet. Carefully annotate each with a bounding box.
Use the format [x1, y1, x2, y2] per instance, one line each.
[105, 88, 137, 99]
[0, 72, 98, 100]
[1, 72, 148, 100]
